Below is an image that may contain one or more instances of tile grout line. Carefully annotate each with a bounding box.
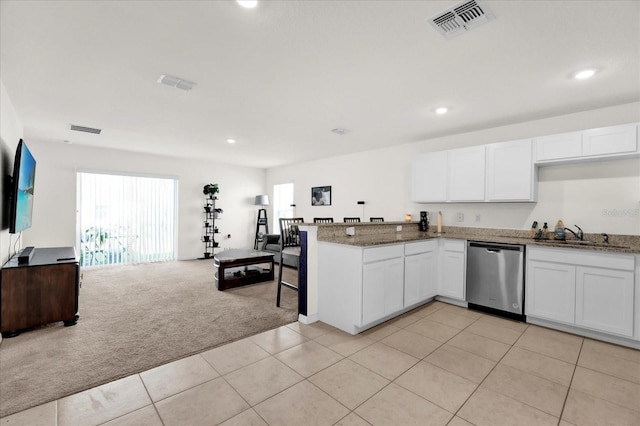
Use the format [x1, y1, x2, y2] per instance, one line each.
[557, 337, 584, 426]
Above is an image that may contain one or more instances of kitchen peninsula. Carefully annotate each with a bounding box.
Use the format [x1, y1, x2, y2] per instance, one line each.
[299, 222, 640, 349]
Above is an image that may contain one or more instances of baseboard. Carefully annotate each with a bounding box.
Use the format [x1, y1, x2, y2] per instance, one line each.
[298, 313, 318, 324]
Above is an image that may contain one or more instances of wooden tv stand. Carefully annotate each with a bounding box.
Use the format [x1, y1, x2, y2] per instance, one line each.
[1, 247, 80, 338]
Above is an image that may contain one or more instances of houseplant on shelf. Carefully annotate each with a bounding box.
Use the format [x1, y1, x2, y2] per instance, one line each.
[203, 183, 219, 198]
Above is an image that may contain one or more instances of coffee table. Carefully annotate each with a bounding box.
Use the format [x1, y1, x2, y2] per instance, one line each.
[213, 249, 275, 291]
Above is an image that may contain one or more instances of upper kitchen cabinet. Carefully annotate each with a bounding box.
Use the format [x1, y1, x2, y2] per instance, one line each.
[411, 151, 447, 202]
[533, 131, 583, 162]
[448, 146, 486, 202]
[582, 123, 638, 157]
[486, 139, 536, 202]
[534, 123, 639, 164]
[412, 141, 535, 203]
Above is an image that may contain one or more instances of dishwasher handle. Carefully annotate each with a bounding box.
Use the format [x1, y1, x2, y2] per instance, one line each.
[468, 241, 524, 252]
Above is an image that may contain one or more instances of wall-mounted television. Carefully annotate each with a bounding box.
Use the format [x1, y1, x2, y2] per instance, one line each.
[9, 139, 36, 234]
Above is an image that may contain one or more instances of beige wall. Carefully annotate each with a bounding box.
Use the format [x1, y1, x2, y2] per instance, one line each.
[267, 102, 640, 236]
[22, 140, 266, 259]
[1, 80, 24, 264]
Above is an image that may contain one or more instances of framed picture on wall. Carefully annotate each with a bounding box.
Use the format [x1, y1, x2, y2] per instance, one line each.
[311, 186, 331, 206]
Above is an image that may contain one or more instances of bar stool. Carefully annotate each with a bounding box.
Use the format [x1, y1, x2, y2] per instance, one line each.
[343, 217, 361, 223]
[313, 217, 334, 223]
[370, 217, 384, 222]
[276, 217, 305, 307]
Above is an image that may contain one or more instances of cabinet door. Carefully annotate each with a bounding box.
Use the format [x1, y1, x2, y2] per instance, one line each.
[576, 266, 634, 337]
[448, 146, 486, 201]
[362, 257, 404, 324]
[486, 139, 535, 201]
[582, 123, 638, 157]
[411, 151, 448, 202]
[534, 131, 582, 162]
[404, 250, 437, 306]
[440, 250, 465, 300]
[526, 260, 575, 324]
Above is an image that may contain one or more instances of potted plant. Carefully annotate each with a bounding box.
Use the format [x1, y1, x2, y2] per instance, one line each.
[214, 208, 223, 219]
[203, 183, 219, 198]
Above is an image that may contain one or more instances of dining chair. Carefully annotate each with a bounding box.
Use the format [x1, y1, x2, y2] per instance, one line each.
[313, 217, 334, 223]
[277, 217, 305, 307]
[370, 217, 384, 222]
[343, 217, 361, 223]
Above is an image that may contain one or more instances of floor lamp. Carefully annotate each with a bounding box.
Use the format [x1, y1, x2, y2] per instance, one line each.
[254, 195, 269, 249]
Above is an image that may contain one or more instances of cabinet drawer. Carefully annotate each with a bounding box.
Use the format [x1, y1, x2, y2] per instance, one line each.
[442, 239, 465, 253]
[405, 240, 437, 256]
[363, 244, 404, 263]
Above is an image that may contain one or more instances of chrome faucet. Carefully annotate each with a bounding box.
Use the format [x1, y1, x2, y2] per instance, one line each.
[564, 225, 584, 241]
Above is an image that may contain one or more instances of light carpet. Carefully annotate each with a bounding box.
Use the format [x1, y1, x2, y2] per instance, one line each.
[0, 259, 298, 417]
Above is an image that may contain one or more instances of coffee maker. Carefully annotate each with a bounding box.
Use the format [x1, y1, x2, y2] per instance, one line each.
[419, 211, 429, 232]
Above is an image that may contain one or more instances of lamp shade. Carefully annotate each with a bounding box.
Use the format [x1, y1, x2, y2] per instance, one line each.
[255, 195, 269, 206]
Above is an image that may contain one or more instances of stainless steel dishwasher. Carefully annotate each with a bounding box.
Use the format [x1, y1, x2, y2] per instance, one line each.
[466, 241, 525, 320]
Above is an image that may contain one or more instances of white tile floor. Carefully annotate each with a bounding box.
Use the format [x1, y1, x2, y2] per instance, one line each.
[2, 301, 640, 426]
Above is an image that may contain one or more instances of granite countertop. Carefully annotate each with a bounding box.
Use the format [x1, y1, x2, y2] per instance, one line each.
[313, 224, 640, 254]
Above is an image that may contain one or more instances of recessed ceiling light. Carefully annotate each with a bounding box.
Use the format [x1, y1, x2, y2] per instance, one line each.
[435, 107, 448, 115]
[236, 0, 258, 8]
[574, 69, 596, 80]
[226, 139, 236, 144]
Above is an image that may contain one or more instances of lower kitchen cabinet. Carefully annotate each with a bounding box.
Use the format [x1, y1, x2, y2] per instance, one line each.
[362, 256, 404, 324]
[404, 240, 438, 306]
[526, 246, 636, 339]
[576, 266, 634, 337]
[318, 240, 440, 334]
[526, 260, 576, 324]
[439, 239, 466, 301]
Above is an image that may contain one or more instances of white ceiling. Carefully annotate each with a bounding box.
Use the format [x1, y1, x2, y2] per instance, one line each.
[1, 0, 639, 168]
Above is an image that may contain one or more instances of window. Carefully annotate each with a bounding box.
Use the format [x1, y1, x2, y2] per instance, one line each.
[78, 172, 177, 267]
[273, 182, 294, 234]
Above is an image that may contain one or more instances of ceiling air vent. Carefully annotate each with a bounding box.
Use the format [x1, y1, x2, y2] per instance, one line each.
[158, 74, 196, 91]
[70, 124, 102, 134]
[428, 0, 494, 39]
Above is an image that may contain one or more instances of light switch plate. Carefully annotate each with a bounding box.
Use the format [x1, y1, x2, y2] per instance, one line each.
[396, 225, 402, 232]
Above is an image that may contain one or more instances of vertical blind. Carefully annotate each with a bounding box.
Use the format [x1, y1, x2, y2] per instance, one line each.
[78, 172, 177, 267]
[273, 182, 294, 234]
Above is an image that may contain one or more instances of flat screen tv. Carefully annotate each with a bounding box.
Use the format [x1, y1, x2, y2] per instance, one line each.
[9, 139, 36, 234]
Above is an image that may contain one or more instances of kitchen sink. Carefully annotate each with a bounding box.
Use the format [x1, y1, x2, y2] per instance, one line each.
[533, 239, 630, 250]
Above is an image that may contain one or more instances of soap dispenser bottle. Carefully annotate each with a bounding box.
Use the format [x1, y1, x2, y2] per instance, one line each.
[554, 220, 565, 240]
[542, 222, 549, 240]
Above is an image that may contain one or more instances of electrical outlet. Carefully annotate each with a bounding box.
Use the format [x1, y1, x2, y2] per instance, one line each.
[457, 213, 464, 222]
[396, 225, 402, 232]
[475, 214, 481, 222]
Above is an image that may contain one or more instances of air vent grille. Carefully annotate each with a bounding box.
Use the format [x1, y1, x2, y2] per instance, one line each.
[428, 0, 493, 39]
[158, 74, 196, 91]
[70, 124, 102, 134]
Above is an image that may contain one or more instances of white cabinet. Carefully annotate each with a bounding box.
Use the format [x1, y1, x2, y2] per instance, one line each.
[533, 131, 582, 162]
[582, 123, 638, 157]
[448, 146, 486, 202]
[363, 255, 404, 325]
[404, 240, 438, 306]
[576, 266, 634, 337]
[526, 246, 636, 338]
[486, 139, 536, 201]
[411, 151, 447, 202]
[526, 260, 576, 324]
[534, 123, 639, 163]
[439, 239, 465, 301]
